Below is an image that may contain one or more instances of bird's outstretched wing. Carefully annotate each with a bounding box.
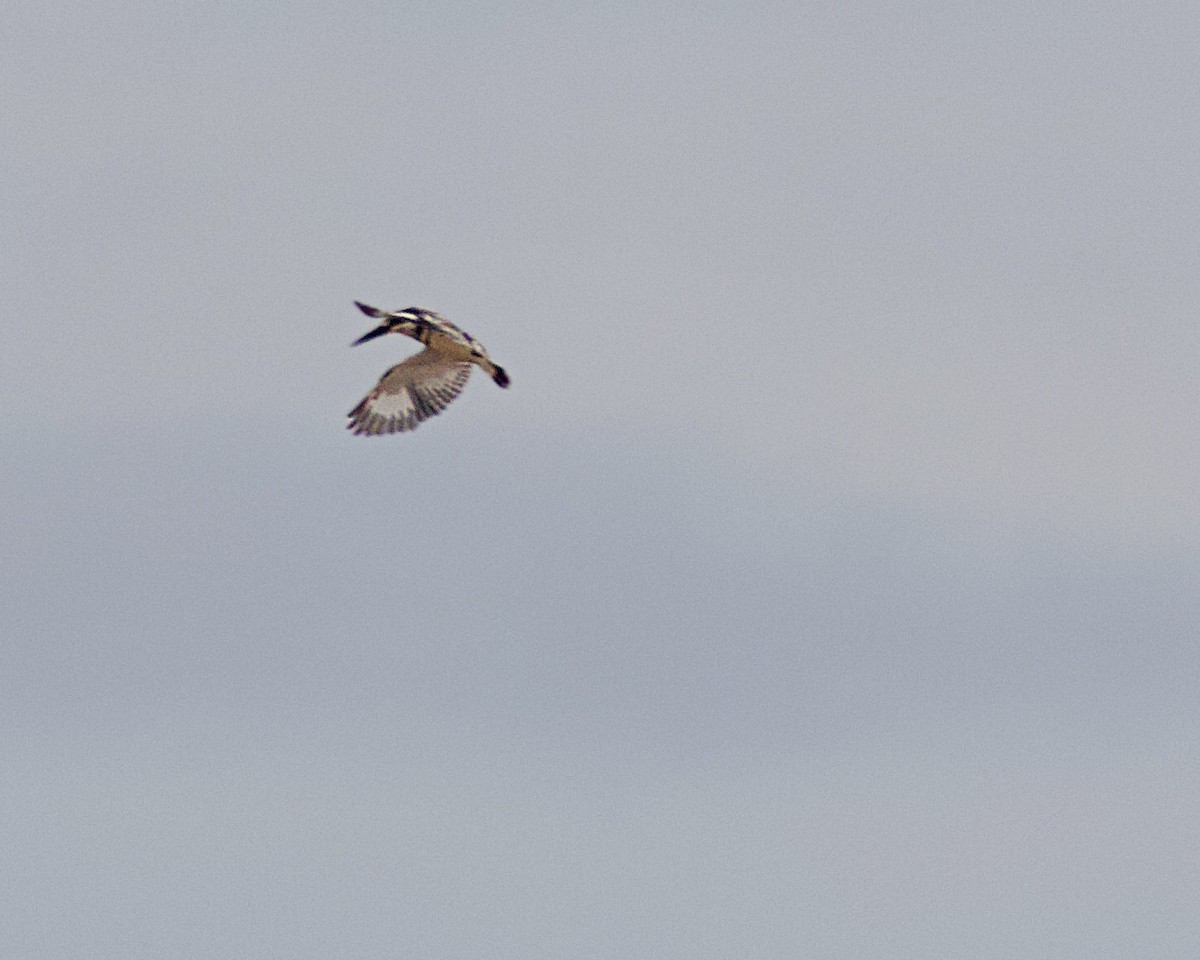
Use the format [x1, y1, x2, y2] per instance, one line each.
[347, 351, 472, 435]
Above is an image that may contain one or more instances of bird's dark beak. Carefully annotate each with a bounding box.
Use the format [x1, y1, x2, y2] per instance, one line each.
[352, 325, 390, 346]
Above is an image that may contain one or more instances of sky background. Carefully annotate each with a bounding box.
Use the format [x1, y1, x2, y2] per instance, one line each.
[4, 1, 1200, 957]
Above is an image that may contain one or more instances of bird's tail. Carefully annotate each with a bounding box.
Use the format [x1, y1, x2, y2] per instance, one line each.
[490, 364, 510, 388]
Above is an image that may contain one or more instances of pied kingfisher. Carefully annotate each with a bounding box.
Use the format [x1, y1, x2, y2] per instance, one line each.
[346, 301, 510, 436]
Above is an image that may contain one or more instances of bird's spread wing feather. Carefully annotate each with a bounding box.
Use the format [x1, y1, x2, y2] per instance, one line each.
[348, 350, 472, 435]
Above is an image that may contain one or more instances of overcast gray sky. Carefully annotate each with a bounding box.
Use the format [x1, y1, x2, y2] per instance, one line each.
[4, 1, 1199, 957]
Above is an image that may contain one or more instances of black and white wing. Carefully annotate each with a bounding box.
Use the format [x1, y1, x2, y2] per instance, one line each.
[347, 350, 473, 435]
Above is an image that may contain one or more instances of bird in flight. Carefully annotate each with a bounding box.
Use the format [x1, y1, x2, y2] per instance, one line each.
[346, 301, 510, 436]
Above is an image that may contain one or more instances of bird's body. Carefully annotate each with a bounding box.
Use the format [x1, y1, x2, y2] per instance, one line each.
[347, 301, 509, 436]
